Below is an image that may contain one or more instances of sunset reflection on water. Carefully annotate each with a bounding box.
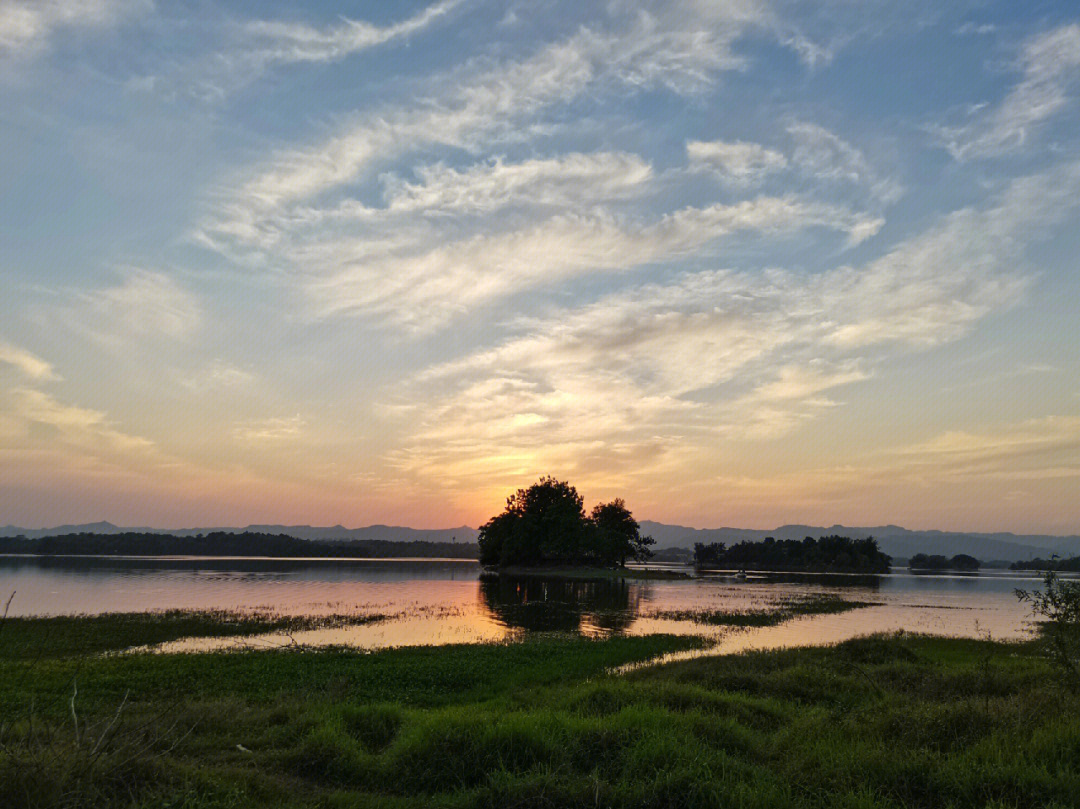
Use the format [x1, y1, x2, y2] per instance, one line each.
[0, 556, 1049, 654]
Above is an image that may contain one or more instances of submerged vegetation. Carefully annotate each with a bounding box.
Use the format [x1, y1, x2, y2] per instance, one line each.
[694, 535, 892, 573]
[651, 594, 879, 627]
[2, 610, 1078, 809]
[478, 477, 654, 568]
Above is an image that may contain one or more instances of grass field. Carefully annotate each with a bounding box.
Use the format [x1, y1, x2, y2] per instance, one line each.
[1, 612, 1077, 808]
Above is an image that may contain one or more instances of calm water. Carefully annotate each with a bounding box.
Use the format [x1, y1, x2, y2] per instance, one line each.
[0, 555, 1055, 654]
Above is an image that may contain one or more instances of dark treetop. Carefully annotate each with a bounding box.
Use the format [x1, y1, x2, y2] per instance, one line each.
[1011, 556, 1080, 572]
[693, 535, 891, 573]
[478, 477, 654, 568]
[909, 553, 981, 571]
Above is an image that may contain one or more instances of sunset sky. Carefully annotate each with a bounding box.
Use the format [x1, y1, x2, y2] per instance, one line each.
[1, 0, 1078, 533]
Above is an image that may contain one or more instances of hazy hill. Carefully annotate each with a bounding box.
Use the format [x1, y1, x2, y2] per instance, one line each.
[2, 521, 1077, 562]
[0, 522, 479, 544]
[241, 524, 478, 543]
[638, 521, 1080, 561]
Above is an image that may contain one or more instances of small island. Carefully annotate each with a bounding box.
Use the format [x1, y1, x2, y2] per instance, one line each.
[908, 552, 981, 572]
[478, 477, 654, 569]
[693, 535, 891, 573]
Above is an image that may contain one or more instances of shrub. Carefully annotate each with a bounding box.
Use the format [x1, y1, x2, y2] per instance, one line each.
[1017, 571, 1080, 685]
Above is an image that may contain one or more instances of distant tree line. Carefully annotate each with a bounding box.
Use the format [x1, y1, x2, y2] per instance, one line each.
[478, 477, 653, 568]
[650, 546, 693, 564]
[909, 553, 981, 571]
[693, 535, 891, 573]
[1011, 556, 1080, 572]
[0, 532, 480, 559]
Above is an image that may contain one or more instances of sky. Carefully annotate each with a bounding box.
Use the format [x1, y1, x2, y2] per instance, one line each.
[1, 0, 1078, 533]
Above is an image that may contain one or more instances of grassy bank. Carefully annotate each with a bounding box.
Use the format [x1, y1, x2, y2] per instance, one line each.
[0, 610, 388, 660]
[1, 614, 1077, 808]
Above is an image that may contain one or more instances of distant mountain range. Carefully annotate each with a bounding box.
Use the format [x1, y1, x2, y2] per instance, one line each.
[0, 521, 477, 545]
[637, 522, 1080, 561]
[1, 520, 1077, 562]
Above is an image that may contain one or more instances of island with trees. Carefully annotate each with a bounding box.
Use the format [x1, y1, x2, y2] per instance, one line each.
[693, 535, 891, 573]
[908, 552, 981, 572]
[477, 477, 654, 568]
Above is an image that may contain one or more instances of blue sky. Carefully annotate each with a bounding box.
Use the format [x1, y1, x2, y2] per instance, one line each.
[1, 0, 1078, 532]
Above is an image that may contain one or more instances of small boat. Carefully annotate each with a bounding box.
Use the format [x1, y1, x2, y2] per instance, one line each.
[735, 569, 747, 580]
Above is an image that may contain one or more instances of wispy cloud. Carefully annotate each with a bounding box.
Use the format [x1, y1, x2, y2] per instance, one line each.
[241, 0, 463, 67]
[767, 0, 944, 70]
[78, 270, 202, 343]
[654, 415, 1080, 528]
[0, 342, 59, 381]
[179, 360, 255, 393]
[381, 152, 654, 214]
[687, 140, 788, 183]
[157, 1, 465, 102]
[306, 196, 881, 329]
[3, 387, 155, 457]
[0, 384, 333, 528]
[199, 3, 772, 251]
[232, 416, 306, 443]
[955, 22, 996, 37]
[937, 23, 1080, 159]
[0, 0, 146, 60]
[891, 416, 1080, 474]
[5, 0, 1077, 531]
[687, 126, 902, 203]
[787, 122, 902, 203]
[201, 150, 657, 260]
[391, 162, 1080, 493]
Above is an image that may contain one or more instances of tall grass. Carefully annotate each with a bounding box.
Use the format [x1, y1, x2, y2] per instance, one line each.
[2, 612, 1078, 808]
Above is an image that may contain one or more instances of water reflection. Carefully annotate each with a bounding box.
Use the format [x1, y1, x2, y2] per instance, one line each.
[695, 569, 884, 590]
[0, 556, 1061, 653]
[478, 574, 645, 635]
[0, 554, 481, 616]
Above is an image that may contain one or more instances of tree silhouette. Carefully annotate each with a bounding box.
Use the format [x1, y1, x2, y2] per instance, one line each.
[591, 499, 653, 566]
[478, 478, 653, 567]
[694, 535, 890, 573]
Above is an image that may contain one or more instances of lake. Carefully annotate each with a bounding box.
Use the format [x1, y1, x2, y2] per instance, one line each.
[0, 555, 1055, 654]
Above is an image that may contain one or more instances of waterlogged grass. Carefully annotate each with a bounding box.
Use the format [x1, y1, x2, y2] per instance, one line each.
[2, 615, 1078, 809]
[0, 609, 389, 661]
[652, 594, 880, 627]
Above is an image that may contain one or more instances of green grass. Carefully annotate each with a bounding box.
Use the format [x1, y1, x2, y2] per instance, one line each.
[2, 614, 1078, 809]
[0, 609, 388, 661]
[651, 594, 880, 627]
